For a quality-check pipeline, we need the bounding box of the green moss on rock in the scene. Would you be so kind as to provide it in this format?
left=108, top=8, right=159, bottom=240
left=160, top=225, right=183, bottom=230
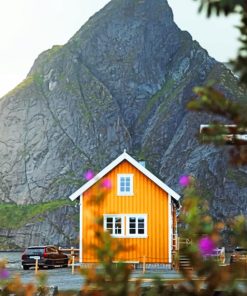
left=0, top=199, right=73, bottom=230
left=138, top=78, right=175, bottom=124
left=6, top=76, right=34, bottom=97
left=227, top=169, right=247, bottom=188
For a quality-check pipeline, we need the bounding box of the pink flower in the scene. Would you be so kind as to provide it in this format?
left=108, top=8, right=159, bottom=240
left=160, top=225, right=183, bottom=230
left=84, top=170, right=94, bottom=181
left=101, top=179, right=112, bottom=189
left=198, top=236, right=215, bottom=256
left=0, top=268, right=10, bottom=279
left=179, top=175, right=190, bottom=187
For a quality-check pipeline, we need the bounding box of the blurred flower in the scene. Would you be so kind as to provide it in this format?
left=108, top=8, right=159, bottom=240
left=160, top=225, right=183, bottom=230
left=198, top=236, right=215, bottom=256
left=0, top=268, right=10, bottom=279
left=84, top=170, right=94, bottom=181
left=179, top=175, right=190, bottom=187
left=101, top=179, right=112, bottom=189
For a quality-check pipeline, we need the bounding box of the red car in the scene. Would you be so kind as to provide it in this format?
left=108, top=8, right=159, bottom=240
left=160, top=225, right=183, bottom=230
left=21, top=245, right=69, bottom=270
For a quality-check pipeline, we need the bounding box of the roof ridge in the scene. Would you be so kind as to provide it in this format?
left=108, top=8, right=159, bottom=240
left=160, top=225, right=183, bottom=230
left=68, top=152, right=180, bottom=202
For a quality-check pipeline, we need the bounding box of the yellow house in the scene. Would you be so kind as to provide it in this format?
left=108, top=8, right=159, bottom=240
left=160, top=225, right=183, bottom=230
left=69, top=151, right=180, bottom=268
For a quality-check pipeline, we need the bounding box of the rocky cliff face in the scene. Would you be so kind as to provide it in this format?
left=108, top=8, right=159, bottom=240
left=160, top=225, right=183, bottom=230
left=0, top=0, right=246, bottom=249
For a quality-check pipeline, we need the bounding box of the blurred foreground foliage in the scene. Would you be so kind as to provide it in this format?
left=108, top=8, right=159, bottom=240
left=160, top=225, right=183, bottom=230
left=188, top=0, right=247, bottom=165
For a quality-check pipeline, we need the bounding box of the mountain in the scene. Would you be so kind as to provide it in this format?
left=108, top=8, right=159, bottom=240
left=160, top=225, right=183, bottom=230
left=0, top=0, right=246, bottom=249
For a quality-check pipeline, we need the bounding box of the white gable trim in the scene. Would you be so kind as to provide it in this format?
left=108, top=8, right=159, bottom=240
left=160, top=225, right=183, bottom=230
left=168, top=194, right=172, bottom=264
left=79, top=195, right=83, bottom=263
left=69, top=151, right=180, bottom=202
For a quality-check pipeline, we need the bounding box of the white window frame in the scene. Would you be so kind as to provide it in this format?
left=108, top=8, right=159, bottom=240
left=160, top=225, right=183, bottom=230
left=126, top=214, right=147, bottom=238
left=103, top=214, right=125, bottom=237
left=117, top=174, right=133, bottom=196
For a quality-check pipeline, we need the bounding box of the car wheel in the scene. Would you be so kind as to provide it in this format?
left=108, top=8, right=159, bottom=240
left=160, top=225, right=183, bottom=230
left=23, top=265, right=29, bottom=270
left=45, top=260, right=53, bottom=269
left=63, top=262, right=68, bottom=268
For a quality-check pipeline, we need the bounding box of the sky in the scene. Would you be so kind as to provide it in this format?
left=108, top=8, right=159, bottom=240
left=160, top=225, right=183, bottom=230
left=0, top=0, right=240, bottom=98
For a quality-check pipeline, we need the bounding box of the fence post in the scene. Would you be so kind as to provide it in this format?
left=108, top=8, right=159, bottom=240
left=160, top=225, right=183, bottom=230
left=72, top=256, right=75, bottom=275
left=142, top=256, right=146, bottom=274
left=71, top=246, right=74, bottom=257
left=35, top=258, right=39, bottom=274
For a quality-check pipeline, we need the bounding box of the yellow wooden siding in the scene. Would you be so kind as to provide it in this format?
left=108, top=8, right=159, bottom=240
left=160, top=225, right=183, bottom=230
left=82, top=160, right=169, bottom=263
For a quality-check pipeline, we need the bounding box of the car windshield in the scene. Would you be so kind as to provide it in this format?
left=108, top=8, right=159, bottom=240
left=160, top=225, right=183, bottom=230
left=26, top=248, right=44, bottom=255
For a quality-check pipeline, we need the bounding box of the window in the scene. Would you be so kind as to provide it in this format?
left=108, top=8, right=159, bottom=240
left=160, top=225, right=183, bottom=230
left=126, top=215, right=147, bottom=237
left=104, top=215, right=124, bottom=237
left=117, top=174, right=133, bottom=196
left=103, top=214, right=147, bottom=238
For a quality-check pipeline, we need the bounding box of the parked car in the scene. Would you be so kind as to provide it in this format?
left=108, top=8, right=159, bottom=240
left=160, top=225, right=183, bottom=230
left=21, top=245, right=69, bottom=270
left=230, top=247, right=247, bottom=265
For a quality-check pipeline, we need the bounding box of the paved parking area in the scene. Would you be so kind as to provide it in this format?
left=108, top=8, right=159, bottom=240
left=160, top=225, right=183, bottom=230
left=8, top=267, right=85, bottom=291
left=7, top=266, right=182, bottom=291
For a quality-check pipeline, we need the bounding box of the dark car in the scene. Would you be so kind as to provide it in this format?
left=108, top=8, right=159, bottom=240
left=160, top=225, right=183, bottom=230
left=21, top=245, right=69, bottom=270
left=230, top=247, right=247, bottom=265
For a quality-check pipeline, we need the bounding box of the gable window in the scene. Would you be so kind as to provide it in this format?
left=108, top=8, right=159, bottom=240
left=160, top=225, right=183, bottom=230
left=117, top=174, right=133, bottom=196
left=126, top=215, right=147, bottom=237
left=104, top=215, right=124, bottom=237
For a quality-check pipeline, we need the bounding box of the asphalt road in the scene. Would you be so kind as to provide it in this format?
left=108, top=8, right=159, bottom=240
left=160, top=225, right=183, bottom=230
left=8, top=264, right=247, bottom=294
left=1, top=252, right=181, bottom=291
left=0, top=252, right=237, bottom=293
left=7, top=266, right=84, bottom=291
left=7, top=266, right=182, bottom=291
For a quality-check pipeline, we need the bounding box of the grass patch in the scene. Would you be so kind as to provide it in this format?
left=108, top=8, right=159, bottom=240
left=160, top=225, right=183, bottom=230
left=227, top=168, right=247, bottom=188
left=0, top=199, right=74, bottom=230
left=137, top=78, right=175, bottom=125
left=6, top=75, right=34, bottom=97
